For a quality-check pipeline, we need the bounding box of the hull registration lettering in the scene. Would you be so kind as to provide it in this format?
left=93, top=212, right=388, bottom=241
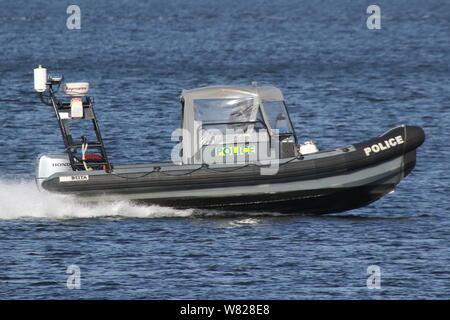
left=59, top=175, right=89, bottom=182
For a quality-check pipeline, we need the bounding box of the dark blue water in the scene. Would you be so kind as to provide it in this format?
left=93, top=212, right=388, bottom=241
left=0, top=0, right=449, bottom=299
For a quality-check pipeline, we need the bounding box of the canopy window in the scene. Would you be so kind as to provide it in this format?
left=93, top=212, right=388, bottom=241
left=194, top=97, right=257, bottom=133
left=262, top=100, right=294, bottom=134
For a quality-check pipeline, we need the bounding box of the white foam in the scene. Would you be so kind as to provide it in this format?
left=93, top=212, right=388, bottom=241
left=0, top=179, right=193, bottom=220
left=228, top=218, right=261, bottom=227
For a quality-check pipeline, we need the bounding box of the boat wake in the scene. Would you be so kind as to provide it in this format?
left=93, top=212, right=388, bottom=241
left=0, top=179, right=194, bottom=220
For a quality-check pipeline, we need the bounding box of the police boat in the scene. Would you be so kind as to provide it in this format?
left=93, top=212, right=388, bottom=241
left=34, top=65, right=425, bottom=214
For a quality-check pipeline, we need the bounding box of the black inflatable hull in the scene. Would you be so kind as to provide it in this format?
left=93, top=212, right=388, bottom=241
left=39, top=125, right=425, bottom=214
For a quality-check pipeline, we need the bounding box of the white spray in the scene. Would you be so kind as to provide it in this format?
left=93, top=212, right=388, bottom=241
left=0, top=179, right=193, bottom=220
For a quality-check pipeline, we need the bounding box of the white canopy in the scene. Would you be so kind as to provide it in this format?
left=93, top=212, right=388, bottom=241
left=181, top=86, right=284, bottom=101
left=180, top=86, right=286, bottom=164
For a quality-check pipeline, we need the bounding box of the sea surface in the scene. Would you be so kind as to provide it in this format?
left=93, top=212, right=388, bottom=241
left=0, top=0, right=449, bottom=299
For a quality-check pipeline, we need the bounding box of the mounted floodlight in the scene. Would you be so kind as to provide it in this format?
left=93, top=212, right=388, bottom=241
left=70, top=97, right=84, bottom=119
left=34, top=65, right=47, bottom=92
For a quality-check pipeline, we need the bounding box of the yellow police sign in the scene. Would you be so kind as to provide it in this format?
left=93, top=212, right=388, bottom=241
left=216, top=145, right=256, bottom=156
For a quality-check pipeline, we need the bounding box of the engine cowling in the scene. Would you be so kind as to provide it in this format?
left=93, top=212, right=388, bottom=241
left=35, top=153, right=72, bottom=190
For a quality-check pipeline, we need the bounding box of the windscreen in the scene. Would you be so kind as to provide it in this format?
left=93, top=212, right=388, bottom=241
left=194, top=98, right=257, bottom=134
left=262, top=100, right=294, bottom=134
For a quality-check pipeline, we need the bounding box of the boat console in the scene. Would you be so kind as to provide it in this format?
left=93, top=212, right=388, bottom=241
left=179, top=84, right=300, bottom=165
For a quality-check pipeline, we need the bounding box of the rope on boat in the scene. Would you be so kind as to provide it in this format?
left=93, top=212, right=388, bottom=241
left=108, top=155, right=302, bottom=180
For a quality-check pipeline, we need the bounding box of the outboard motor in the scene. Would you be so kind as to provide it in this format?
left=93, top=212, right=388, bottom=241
left=35, top=154, right=72, bottom=191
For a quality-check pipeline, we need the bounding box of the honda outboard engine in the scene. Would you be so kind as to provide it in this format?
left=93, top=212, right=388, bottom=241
left=35, top=154, right=72, bottom=191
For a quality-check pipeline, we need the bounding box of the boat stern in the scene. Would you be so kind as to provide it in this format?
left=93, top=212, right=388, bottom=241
left=35, top=153, right=72, bottom=191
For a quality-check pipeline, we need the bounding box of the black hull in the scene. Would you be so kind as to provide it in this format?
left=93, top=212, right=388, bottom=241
left=135, top=155, right=413, bottom=214
left=137, top=182, right=396, bottom=215
left=39, top=125, right=425, bottom=215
